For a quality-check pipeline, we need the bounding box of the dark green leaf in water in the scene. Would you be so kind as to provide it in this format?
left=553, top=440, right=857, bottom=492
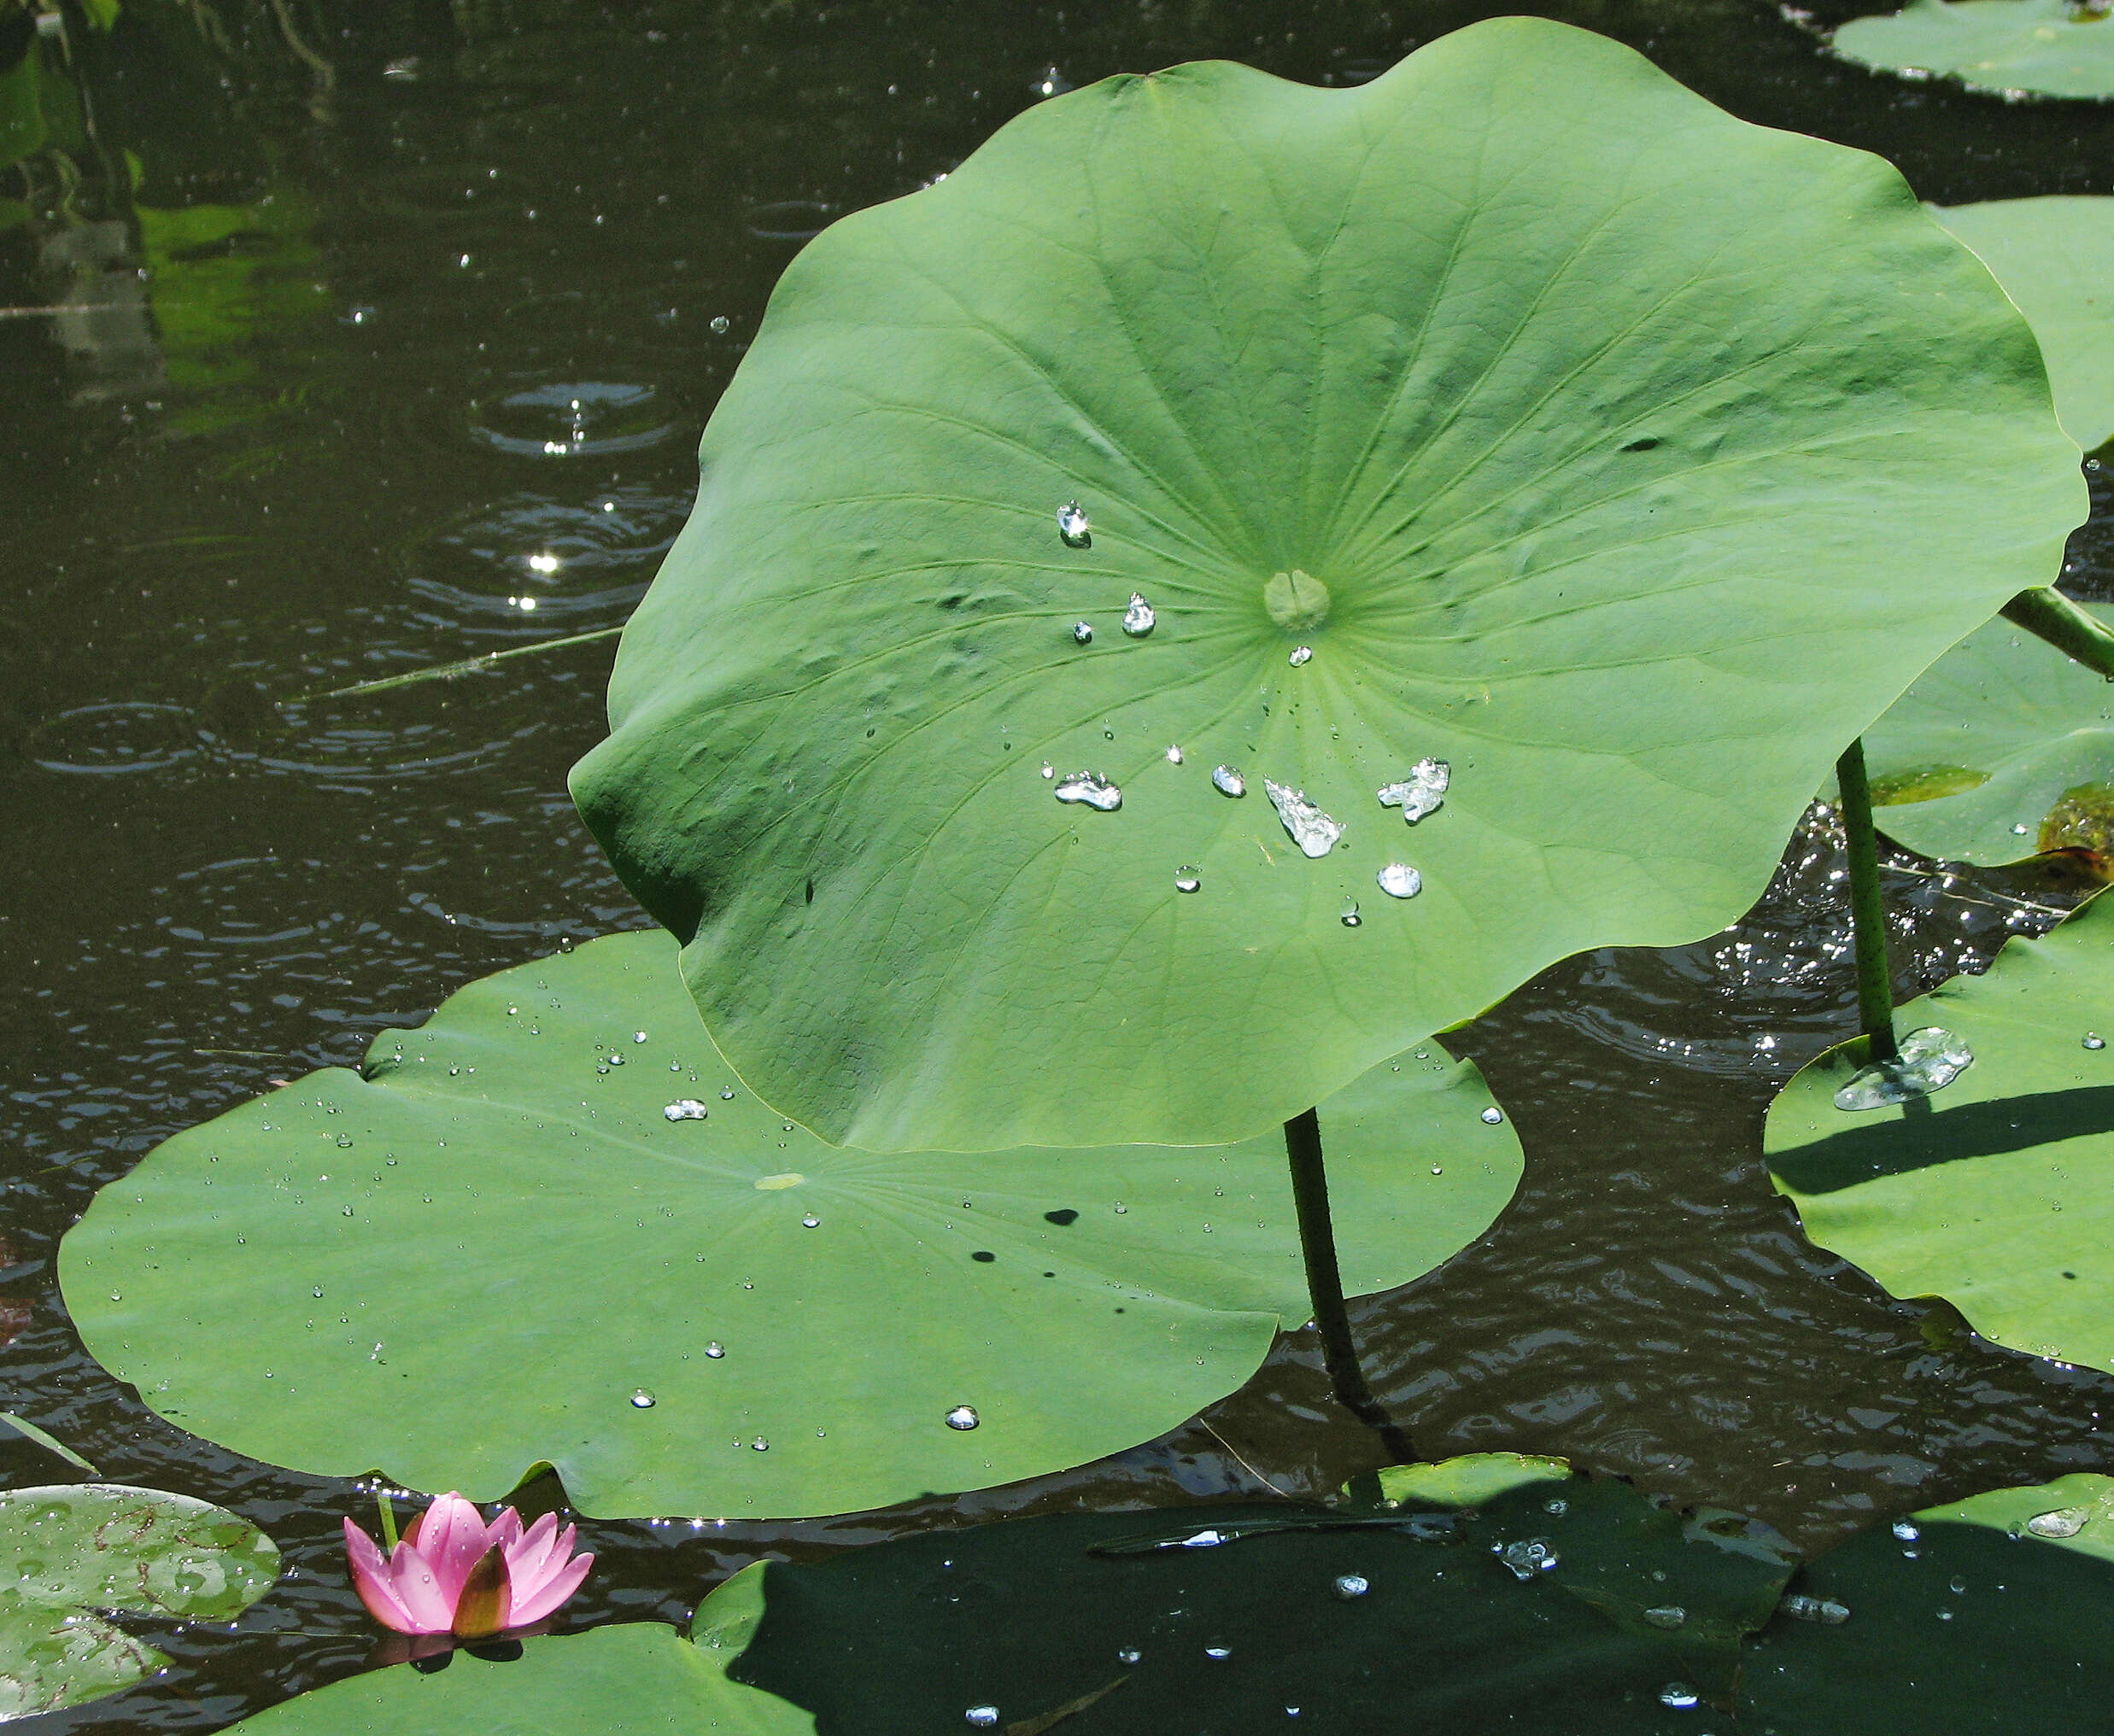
left=1764, top=891, right=2114, bottom=1372
left=1855, top=602, right=2114, bottom=866
left=1832, top=0, right=2114, bottom=100
left=220, top=1599, right=809, bottom=1736
left=0, top=1482, right=278, bottom=1720
left=570, top=18, right=2082, bottom=1154
left=717, top=1464, right=1791, bottom=1731
left=61, top=932, right=1521, bottom=1519
left=1931, top=198, right=2114, bottom=453
left=1742, top=1475, right=2114, bottom=1733
left=0, top=27, right=44, bottom=177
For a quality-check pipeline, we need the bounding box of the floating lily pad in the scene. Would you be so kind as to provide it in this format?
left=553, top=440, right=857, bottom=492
left=1764, top=892, right=2114, bottom=1371
left=61, top=932, right=1522, bottom=1519
left=0, top=1482, right=279, bottom=1720
left=713, top=1456, right=1793, bottom=1729
left=1857, top=602, right=2114, bottom=865
left=225, top=1588, right=808, bottom=1735
left=570, top=18, right=2081, bottom=1154
left=1742, top=1475, right=2114, bottom=1731
left=1832, top=0, right=2114, bottom=100
left=1932, top=197, right=2114, bottom=452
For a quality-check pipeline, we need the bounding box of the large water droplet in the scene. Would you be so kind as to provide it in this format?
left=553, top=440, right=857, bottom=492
left=1166, top=745, right=1183, bottom=764
left=965, top=1708, right=1000, bottom=1729
left=312, top=1287, right=324, bottom=1299
left=1287, top=645, right=1313, bottom=667
left=1057, top=501, right=1091, bottom=547
left=664, top=1100, right=710, bottom=1122
left=1780, top=1593, right=1850, bottom=1624
left=1171, top=866, right=1203, bottom=895
left=1340, top=900, right=1362, bottom=927
left=751, top=1436, right=770, bottom=1452
left=1892, top=1519, right=1920, bottom=1541
left=1204, top=1645, right=1233, bottom=1660
left=1071, top=621, right=1093, bottom=645
left=2086, top=1032, right=2105, bottom=1050
left=1054, top=771, right=1121, bottom=811
left=1377, top=863, right=1420, bottom=899
left=1642, top=1605, right=1686, bottom=1629
left=1117, top=1646, right=1142, bottom=1665
left=1332, top=1573, right=1370, bottom=1599
left=1211, top=763, right=1246, bottom=798
left=1040, top=761, right=1056, bottom=779
left=1658, top=1683, right=1699, bottom=1710
left=945, top=1405, right=981, bottom=1430
left=2027, top=1506, right=2090, bottom=1538
left=335, top=1135, right=353, bottom=1149
left=1262, top=780, right=1341, bottom=857
left=1833, top=1026, right=1974, bottom=1111
left=801, top=1214, right=820, bottom=1229
left=634, top=1031, right=648, bottom=1043
left=705, top=1341, right=725, bottom=1359
left=629, top=1388, right=657, bottom=1409
left=1497, top=1538, right=1556, bottom=1580
left=1480, top=1106, right=1504, bottom=1125
left=1378, top=759, right=1449, bottom=824
left=1122, top=593, right=1156, bottom=637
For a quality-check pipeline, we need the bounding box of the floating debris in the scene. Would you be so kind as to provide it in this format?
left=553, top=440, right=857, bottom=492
left=1054, top=771, right=1121, bottom=811
left=1122, top=593, right=1156, bottom=637
left=1288, top=645, right=1313, bottom=667
left=1212, top=763, right=1246, bottom=798
left=1057, top=501, right=1091, bottom=547
left=1376, top=862, right=1421, bottom=899
left=1833, top=1026, right=1973, bottom=1111
left=1263, top=779, right=1341, bottom=857
left=1378, top=759, right=1449, bottom=824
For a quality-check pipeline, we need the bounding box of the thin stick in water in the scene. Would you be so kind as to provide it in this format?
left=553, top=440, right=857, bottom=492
left=293, top=625, right=624, bottom=702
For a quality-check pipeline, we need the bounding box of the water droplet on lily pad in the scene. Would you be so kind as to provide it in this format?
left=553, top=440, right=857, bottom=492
left=1376, top=862, right=1421, bottom=899
left=1262, top=779, right=1341, bottom=857
left=1643, top=1605, right=1686, bottom=1629
left=1658, top=1683, right=1700, bottom=1710
left=965, top=1708, right=1000, bottom=1729
left=1340, top=901, right=1362, bottom=927
left=1287, top=645, right=1313, bottom=667
left=801, top=1214, right=820, bottom=1229
left=2027, top=1506, right=2090, bottom=1538
left=1072, top=621, right=1093, bottom=645
left=1054, top=771, right=1121, bottom=811
left=1378, top=759, right=1449, bottom=824
left=751, top=1436, right=769, bottom=1452
left=1332, top=1573, right=1370, bottom=1599
left=1117, top=1646, right=1141, bottom=1665
left=1481, top=1106, right=1504, bottom=1125
left=705, top=1341, right=725, bottom=1359
left=1211, top=763, right=1246, bottom=798
left=1057, top=500, right=1091, bottom=547
left=1041, top=761, right=1056, bottom=779
left=1892, top=1519, right=1920, bottom=1541
left=1122, top=593, right=1156, bottom=636
left=1204, top=1645, right=1233, bottom=1660
left=1174, top=867, right=1201, bottom=894
left=664, top=1100, right=710, bottom=1121
left=945, top=1405, right=981, bottom=1430
left=1833, top=1026, right=1974, bottom=1111
left=2086, top=1032, right=2105, bottom=1050
left=1166, top=745, right=1183, bottom=764
left=630, top=1389, right=656, bottom=1409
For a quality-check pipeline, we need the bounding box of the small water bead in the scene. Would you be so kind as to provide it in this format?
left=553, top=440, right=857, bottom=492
left=312, top=1287, right=324, bottom=1299
left=751, top=1437, right=770, bottom=1452
left=1054, top=770, right=1121, bottom=811
left=1040, top=762, right=1055, bottom=780
left=801, top=1214, right=820, bottom=1229
left=1543, top=1498, right=1567, bottom=1517
left=705, top=1342, right=725, bottom=1359
left=965, top=1709, right=1000, bottom=1729
left=1287, top=645, right=1313, bottom=667
left=665, top=1100, right=710, bottom=1122
left=2087, top=1032, right=2105, bottom=1050
left=1174, top=868, right=1202, bottom=894
left=1204, top=1645, right=1232, bottom=1660
left=1950, top=1576, right=1967, bottom=1594
left=710, top=314, right=731, bottom=335
left=1376, top=862, right=1420, bottom=899
left=1658, top=1684, right=1700, bottom=1710
left=1072, top=621, right=1094, bottom=645
left=1121, top=593, right=1156, bottom=637
left=1642, top=1606, right=1686, bottom=1629
left=1262, top=779, right=1342, bottom=857
left=1780, top=1593, right=1851, bottom=1624
left=335, top=1135, right=353, bottom=1149
left=1165, top=745, right=1183, bottom=764
left=607, top=1053, right=624, bottom=1067
left=1057, top=500, right=1092, bottom=547
left=1497, top=1539, right=1557, bottom=1579
left=1480, top=1106, right=1504, bottom=1125
left=1378, top=758, right=1449, bottom=824
left=1211, top=763, right=1246, bottom=798
left=1833, top=1026, right=1974, bottom=1111
left=945, top=1405, right=981, bottom=1430
left=630, top=1389, right=656, bottom=1409
left=1892, top=1520, right=1921, bottom=1542
left=1340, top=901, right=1361, bottom=927
left=721, top=1088, right=735, bottom=1100
left=1332, top=1574, right=1369, bottom=1600
left=1117, top=1647, right=1141, bottom=1665
left=634, top=1032, right=648, bottom=1043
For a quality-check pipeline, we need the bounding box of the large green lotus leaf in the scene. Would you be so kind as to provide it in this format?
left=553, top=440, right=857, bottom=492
left=1933, top=198, right=2114, bottom=452
left=1742, top=1475, right=2114, bottom=1731
left=225, top=1587, right=809, bottom=1736
left=1764, top=892, right=2114, bottom=1371
left=718, top=1462, right=1792, bottom=1729
left=570, top=18, right=2082, bottom=1155
left=1832, top=0, right=2114, bottom=99
left=60, top=932, right=1522, bottom=1519
left=0, top=1482, right=279, bottom=1720
left=1858, top=602, right=2114, bottom=865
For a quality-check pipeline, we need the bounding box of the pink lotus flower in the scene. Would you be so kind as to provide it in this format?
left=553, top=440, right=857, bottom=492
left=343, top=1493, right=593, bottom=1639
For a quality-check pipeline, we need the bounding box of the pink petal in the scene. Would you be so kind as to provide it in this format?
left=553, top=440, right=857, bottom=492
left=489, top=1505, right=524, bottom=1552
left=413, top=1493, right=495, bottom=1610
left=343, top=1519, right=423, bottom=1634
left=385, top=1536, right=461, bottom=1634
left=503, top=1548, right=592, bottom=1628
left=504, top=1512, right=563, bottom=1588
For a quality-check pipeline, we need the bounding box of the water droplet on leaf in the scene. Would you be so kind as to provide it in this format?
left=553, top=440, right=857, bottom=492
left=1121, top=593, right=1156, bottom=636
left=1054, top=771, right=1121, bottom=811
left=631, top=1389, right=656, bottom=1409
left=946, top=1406, right=981, bottom=1430
left=1378, top=759, right=1449, bottom=824
left=1376, top=862, right=1421, bottom=899
left=664, top=1100, right=710, bottom=1122
left=1263, top=780, right=1341, bottom=857
left=1211, top=763, right=1246, bottom=798
left=1833, top=1026, right=1973, bottom=1111
left=1174, top=867, right=1201, bottom=894
left=1057, top=501, right=1091, bottom=547
left=1072, top=621, right=1093, bottom=645
left=1332, top=1574, right=1369, bottom=1599
left=1287, top=645, right=1313, bottom=667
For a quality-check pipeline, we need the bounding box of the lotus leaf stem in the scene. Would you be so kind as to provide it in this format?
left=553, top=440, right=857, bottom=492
left=1836, top=738, right=1899, bottom=1062
left=2000, top=587, right=2114, bottom=681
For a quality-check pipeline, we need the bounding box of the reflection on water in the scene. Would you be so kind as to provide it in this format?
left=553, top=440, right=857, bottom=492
left=1, top=0, right=2112, bottom=1728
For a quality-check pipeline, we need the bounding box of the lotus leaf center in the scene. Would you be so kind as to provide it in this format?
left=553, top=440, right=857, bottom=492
left=1263, top=569, right=1330, bottom=633
left=753, top=1172, right=805, bottom=1190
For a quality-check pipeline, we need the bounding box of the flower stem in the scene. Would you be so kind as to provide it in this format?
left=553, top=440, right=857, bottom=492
left=2000, top=587, right=2114, bottom=680
left=377, top=1492, right=400, bottom=1552
left=1283, top=1108, right=1415, bottom=1464
left=1836, top=738, right=1898, bottom=1062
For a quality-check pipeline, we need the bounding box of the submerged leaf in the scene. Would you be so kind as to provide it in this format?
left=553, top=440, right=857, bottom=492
left=1832, top=0, right=2114, bottom=100
left=571, top=19, right=2080, bottom=1154
left=1764, top=891, right=2114, bottom=1373
left=61, top=932, right=1521, bottom=1518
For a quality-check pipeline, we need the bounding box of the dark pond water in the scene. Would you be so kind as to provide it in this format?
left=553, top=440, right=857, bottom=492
left=3, top=0, right=2112, bottom=1727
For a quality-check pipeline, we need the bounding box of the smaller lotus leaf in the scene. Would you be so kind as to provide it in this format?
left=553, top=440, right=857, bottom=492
left=717, top=1465, right=1791, bottom=1728
left=1856, top=602, right=2114, bottom=865
left=1832, top=0, right=2114, bottom=99
left=0, top=1482, right=279, bottom=1720
left=1933, top=197, right=2114, bottom=452
left=1765, top=891, right=2114, bottom=1372
left=1742, top=1475, right=2114, bottom=1732
left=222, top=1601, right=809, bottom=1735
left=1375, top=1452, right=1572, bottom=1509
left=61, top=932, right=1522, bottom=1519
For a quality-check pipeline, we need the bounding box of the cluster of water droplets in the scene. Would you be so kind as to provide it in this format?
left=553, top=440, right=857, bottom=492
left=1379, top=758, right=1449, bottom=824
left=1832, top=1025, right=1975, bottom=1111
left=1263, top=780, right=1342, bottom=859
left=1053, top=771, right=1121, bottom=812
